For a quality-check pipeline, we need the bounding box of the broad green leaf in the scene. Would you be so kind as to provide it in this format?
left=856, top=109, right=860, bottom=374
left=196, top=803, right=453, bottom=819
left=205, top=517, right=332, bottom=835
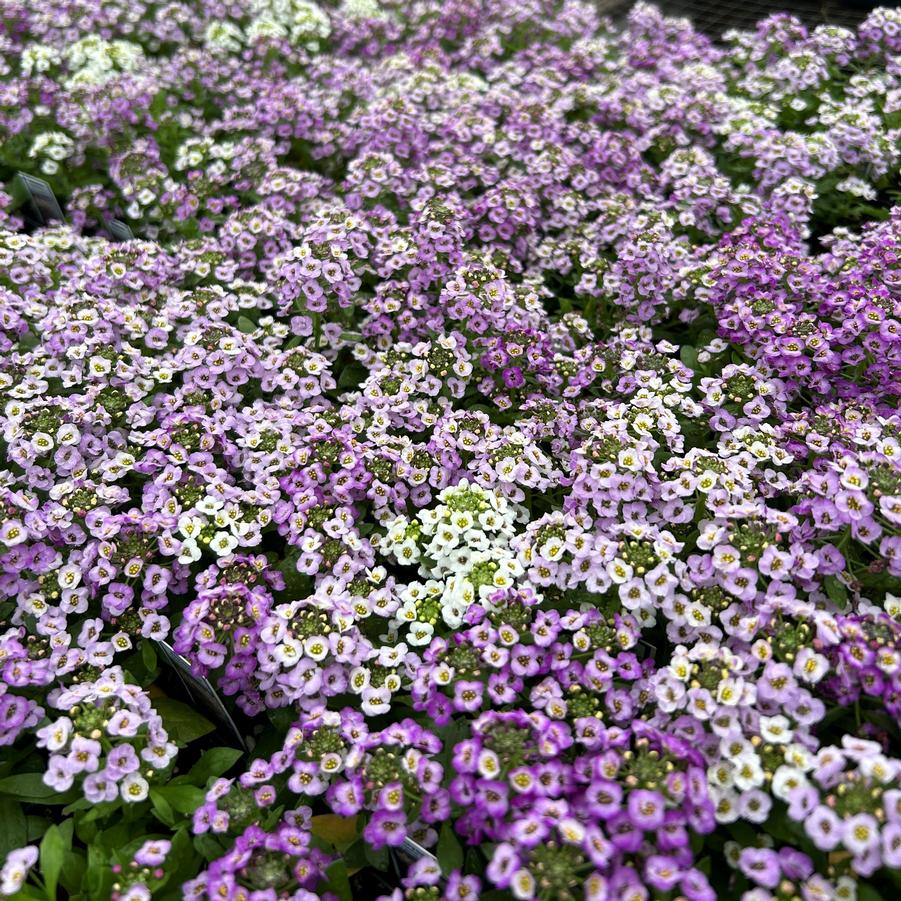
left=150, top=789, right=175, bottom=827
left=166, top=827, right=192, bottom=875
left=156, top=784, right=206, bottom=814
left=364, top=841, right=389, bottom=871
left=96, top=823, right=132, bottom=855
left=342, top=838, right=367, bottom=871
left=312, top=815, right=359, bottom=849
left=325, top=860, right=353, bottom=901
left=26, top=817, right=51, bottom=843
left=154, top=698, right=215, bottom=744
left=0, top=798, right=26, bottom=858
left=39, top=824, right=67, bottom=900
left=80, top=801, right=120, bottom=825
left=193, top=833, right=226, bottom=862
left=188, top=748, right=244, bottom=786
left=9, top=888, right=44, bottom=900
left=857, top=886, right=886, bottom=901
left=60, top=850, right=86, bottom=895
left=437, top=822, right=463, bottom=873
left=0, top=774, right=74, bottom=805
left=337, top=362, right=366, bottom=390
left=824, top=575, right=849, bottom=610
left=61, top=795, right=92, bottom=813
left=679, top=345, right=698, bottom=369
left=84, top=844, right=114, bottom=899
left=141, top=640, right=158, bottom=673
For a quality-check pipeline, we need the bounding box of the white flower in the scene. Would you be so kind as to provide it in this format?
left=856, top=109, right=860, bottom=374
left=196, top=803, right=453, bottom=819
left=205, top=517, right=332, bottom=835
left=348, top=667, right=370, bottom=694
left=303, top=636, right=329, bottom=662
left=606, top=558, right=633, bottom=584
left=120, top=773, right=150, bottom=803
left=759, top=714, right=793, bottom=744
left=177, top=539, right=202, bottom=564
left=709, top=785, right=741, bottom=824
left=274, top=636, right=302, bottom=666
left=783, top=743, right=814, bottom=772
left=36, top=717, right=72, bottom=752
left=511, top=869, right=536, bottom=901
left=0, top=846, right=39, bottom=895
left=210, top=531, right=239, bottom=556
left=771, top=765, right=808, bottom=801
left=732, top=754, right=765, bottom=791
left=407, top=622, right=434, bottom=646
left=177, top=514, right=204, bottom=539
left=859, top=754, right=897, bottom=784
left=204, top=21, right=245, bottom=52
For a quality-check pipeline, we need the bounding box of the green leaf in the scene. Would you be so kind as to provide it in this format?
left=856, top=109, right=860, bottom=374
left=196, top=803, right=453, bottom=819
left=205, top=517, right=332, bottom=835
left=0, top=798, right=26, bottom=858
left=337, top=362, right=366, bottom=390
left=141, top=639, right=158, bottom=673
left=364, top=841, right=390, bottom=871
left=164, top=827, right=193, bottom=877
left=193, top=833, right=226, bottom=862
left=156, top=784, right=206, bottom=814
left=78, top=800, right=119, bottom=824
left=726, top=821, right=757, bottom=846
left=679, top=345, right=698, bottom=370
left=0, top=774, right=72, bottom=804
left=311, top=814, right=359, bottom=850
left=61, top=798, right=92, bottom=816
left=325, top=860, right=354, bottom=901
left=824, top=575, right=849, bottom=610
left=9, top=888, right=45, bottom=901
left=237, top=316, right=257, bottom=334
left=60, top=850, right=86, bottom=895
left=84, top=844, right=113, bottom=899
left=26, top=817, right=51, bottom=843
left=857, top=886, right=886, bottom=901
left=39, top=824, right=67, bottom=900
left=188, top=748, right=244, bottom=786
left=154, top=698, right=215, bottom=745
left=96, top=823, right=132, bottom=855
left=150, top=789, right=176, bottom=827
left=274, top=553, right=313, bottom=602
left=437, top=822, right=463, bottom=874
left=343, top=839, right=367, bottom=871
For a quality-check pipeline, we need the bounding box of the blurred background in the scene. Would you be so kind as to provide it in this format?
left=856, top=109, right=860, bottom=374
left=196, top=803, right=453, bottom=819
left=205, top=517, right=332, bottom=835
left=600, top=0, right=882, bottom=36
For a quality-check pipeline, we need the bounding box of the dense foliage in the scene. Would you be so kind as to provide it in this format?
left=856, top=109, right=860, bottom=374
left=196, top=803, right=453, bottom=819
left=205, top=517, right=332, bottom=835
left=1, top=1, right=900, bottom=899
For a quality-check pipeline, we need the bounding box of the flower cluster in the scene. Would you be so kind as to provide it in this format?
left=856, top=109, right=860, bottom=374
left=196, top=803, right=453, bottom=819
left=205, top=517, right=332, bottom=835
left=36, top=667, right=175, bottom=803
left=380, top=480, right=527, bottom=641
left=0, top=1, right=900, bottom=900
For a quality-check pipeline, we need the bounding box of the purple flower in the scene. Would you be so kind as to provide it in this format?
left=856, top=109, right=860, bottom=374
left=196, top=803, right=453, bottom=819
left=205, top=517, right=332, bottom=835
left=738, top=847, right=781, bottom=889
left=644, top=855, right=682, bottom=892
left=627, top=789, right=666, bottom=830
left=454, top=681, right=484, bottom=713
left=485, top=844, right=519, bottom=889
left=327, top=779, right=363, bottom=816
left=67, top=736, right=101, bottom=774
left=362, top=810, right=407, bottom=849
left=133, top=840, right=171, bottom=867
left=446, top=872, right=481, bottom=901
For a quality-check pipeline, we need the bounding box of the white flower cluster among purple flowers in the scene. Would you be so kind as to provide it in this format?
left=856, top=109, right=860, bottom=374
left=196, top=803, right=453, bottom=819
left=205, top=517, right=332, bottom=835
left=0, top=1, right=900, bottom=900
